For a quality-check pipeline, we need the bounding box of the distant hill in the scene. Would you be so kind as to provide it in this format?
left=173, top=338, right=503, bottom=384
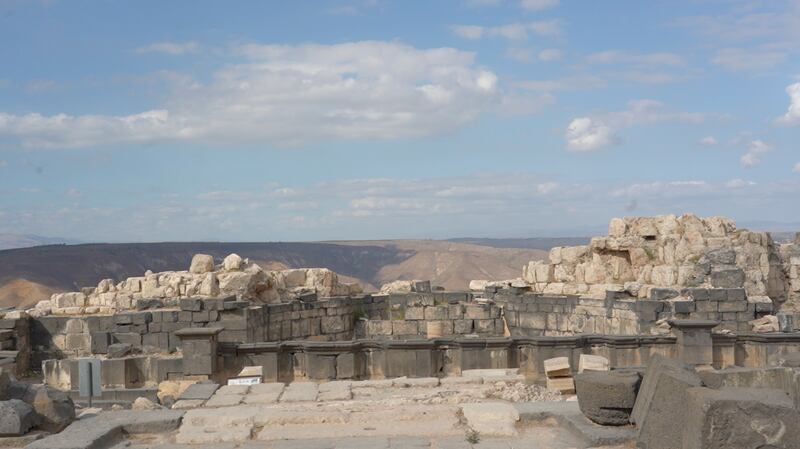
left=0, top=233, right=82, bottom=251
left=447, top=237, right=589, bottom=250
left=0, top=240, right=550, bottom=308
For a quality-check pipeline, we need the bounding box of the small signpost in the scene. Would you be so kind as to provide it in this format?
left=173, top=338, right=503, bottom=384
left=78, top=358, right=102, bottom=407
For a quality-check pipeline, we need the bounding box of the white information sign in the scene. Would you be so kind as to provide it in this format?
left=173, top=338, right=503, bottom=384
left=228, top=376, right=262, bottom=386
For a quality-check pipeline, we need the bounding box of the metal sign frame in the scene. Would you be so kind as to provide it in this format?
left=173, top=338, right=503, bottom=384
left=78, top=358, right=102, bottom=406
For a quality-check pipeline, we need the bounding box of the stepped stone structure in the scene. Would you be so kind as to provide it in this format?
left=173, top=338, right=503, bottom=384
left=519, top=214, right=799, bottom=310
left=34, top=254, right=363, bottom=317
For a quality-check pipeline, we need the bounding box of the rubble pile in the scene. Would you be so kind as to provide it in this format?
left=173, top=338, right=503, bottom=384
left=517, top=214, right=799, bottom=309
left=33, top=253, right=362, bottom=316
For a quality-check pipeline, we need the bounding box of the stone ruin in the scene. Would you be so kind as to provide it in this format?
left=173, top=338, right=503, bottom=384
left=0, top=213, right=798, bottom=448
left=34, top=253, right=363, bottom=317
left=519, top=214, right=797, bottom=307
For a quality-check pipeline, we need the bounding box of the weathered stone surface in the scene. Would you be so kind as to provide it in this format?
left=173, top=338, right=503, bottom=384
left=575, top=371, right=640, bottom=425
left=710, top=267, right=745, bottom=288
left=132, top=397, right=163, bottom=411
left=222, top=253, right=243, bottom=271
left=543, top=357, right=571, bottom=377
left=107, top=343, right=132, bottom=358
left=0, top=399, right=37, bottom=436
left=26, top=385, right=75, bottom=432
left=633, top=355, right=703, bottom=449
left=189, top=254, right=215, bottom=274
left=682, top=387, right=800, bottom=449
left=461, top=402, right=519, bottom=437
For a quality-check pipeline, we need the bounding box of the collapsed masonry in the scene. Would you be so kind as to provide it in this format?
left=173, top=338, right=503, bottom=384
left=517, top=214, right=799, bottom=310
left=33, top=254, right=363, bottom=317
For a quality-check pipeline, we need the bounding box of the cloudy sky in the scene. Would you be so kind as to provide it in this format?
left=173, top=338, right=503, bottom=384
left=1, top=0, right=799, bottom=242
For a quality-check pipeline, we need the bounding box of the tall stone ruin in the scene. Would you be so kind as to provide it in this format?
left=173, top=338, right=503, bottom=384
left=521, top=214, right=799, bottom=311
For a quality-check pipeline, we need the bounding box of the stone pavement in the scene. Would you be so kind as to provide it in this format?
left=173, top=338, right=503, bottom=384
left=41, top=370, right=635, bottom=449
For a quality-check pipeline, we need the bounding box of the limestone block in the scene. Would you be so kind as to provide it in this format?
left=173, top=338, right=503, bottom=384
left=222, top=253, right=243, bottom=271
left=543, top=283, right=565, bottom=295
left=546, top=376, right=575, bottom=394
left=189, top=254, right=215, bottom=274
left=283, top=269, right=307, bottom=288
left=608, top=217, right=627, bottom=237
left=199, top=273, right=220, bottom=297
left=469, top=280, right=488, bottom=291
left=650, top=265, right=677, bottom=286
left=561, top=245, right=588, bottom=264
left=549, top=247, right=562, bottom=264
left=366, top=320, right=392, bottom=336
left=544, top=357, right=570, bottom=377
left=392, top=320, right=418, bottom=336
left=749, top=315, right=779, bottom=333
left=578, top=354, right=609, bottom=373
left=553, top=265, right=574, bottom=283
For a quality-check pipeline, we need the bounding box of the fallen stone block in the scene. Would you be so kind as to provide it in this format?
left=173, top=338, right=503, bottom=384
left=546, top=376, right=575, bottom=394
left=682, top=387, right=800, bottom=449
left=578, top=354, right=609, bottom=373
left=575, top=370, right=640, bottom=425
left=23, top=385, right=75, bottom=433
left=544, top=357, right=571, bottom=377
left=0, top=399, right=37, bottom=436
left=177, top=382, right=219, bottom=401
left=633, top=356, right=703, bottom=449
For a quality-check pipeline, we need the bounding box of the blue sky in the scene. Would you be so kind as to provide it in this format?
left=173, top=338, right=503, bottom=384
left=0, top=0, right=799, bottom=242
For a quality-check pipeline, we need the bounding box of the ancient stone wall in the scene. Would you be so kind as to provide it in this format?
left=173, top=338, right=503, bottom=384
left=490, top=288, right=772, bottom=336
left=222, top=333, right=800, bottom=382
left=32, top=253, right=363, bottom=317
left=358, top=295, right=504, bottom=339
left=519, top=214, right=800, bottom=312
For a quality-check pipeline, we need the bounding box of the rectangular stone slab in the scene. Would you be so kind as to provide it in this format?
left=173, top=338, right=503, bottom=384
left=682, top=387, right=800, bottom=449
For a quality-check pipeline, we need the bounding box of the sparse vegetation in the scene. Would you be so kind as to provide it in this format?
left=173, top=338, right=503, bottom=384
left=465, top=429, right=480, bottom=444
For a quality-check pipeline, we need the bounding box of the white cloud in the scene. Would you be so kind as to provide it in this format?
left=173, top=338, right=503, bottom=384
left=451, top=20, right=561, bottom=40
left=516, top=76, right=605, bottom=92
left=776, top=82, right=800, bottom=126
left=794, top=162, right=800, bottom=173
left=740, top=139, right=771, bottom=168
left=0, top=41, right=502, bottom=148
left=564, top=100, right=707, bottom=151
left=698, top=136, right=718, bottom=146
left=0, top=160, right=6, bottom=168
left=537, top=48, right=563, bottom=61
left=676, top=4, right=800, bottom=72
left=711, top=46, right=788, bottom=71
left=136, top=41, right=200, bottom=55
left=25, top=80, right=56, bottom=93
left=611, top=180, right=711, bottom=198
left=520, top=0, right=559, bottom=11
left=565, top=117, right=617, bottom=152
left=505, top=47, right=563, bottom=63
left=724, top=178, right=756, bottom=189
left=586, top=51, right=685, bottom=67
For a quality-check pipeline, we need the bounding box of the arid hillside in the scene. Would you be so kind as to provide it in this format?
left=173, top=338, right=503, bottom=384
left=0, top=240, right=553, bottom=309
left=335, top=240, right=549, bottom=291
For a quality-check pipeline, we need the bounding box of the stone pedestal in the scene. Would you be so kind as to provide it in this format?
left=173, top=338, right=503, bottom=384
left=668, top=319, right=718, bottom=367
left=175, top=327, right=223, bottom=376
